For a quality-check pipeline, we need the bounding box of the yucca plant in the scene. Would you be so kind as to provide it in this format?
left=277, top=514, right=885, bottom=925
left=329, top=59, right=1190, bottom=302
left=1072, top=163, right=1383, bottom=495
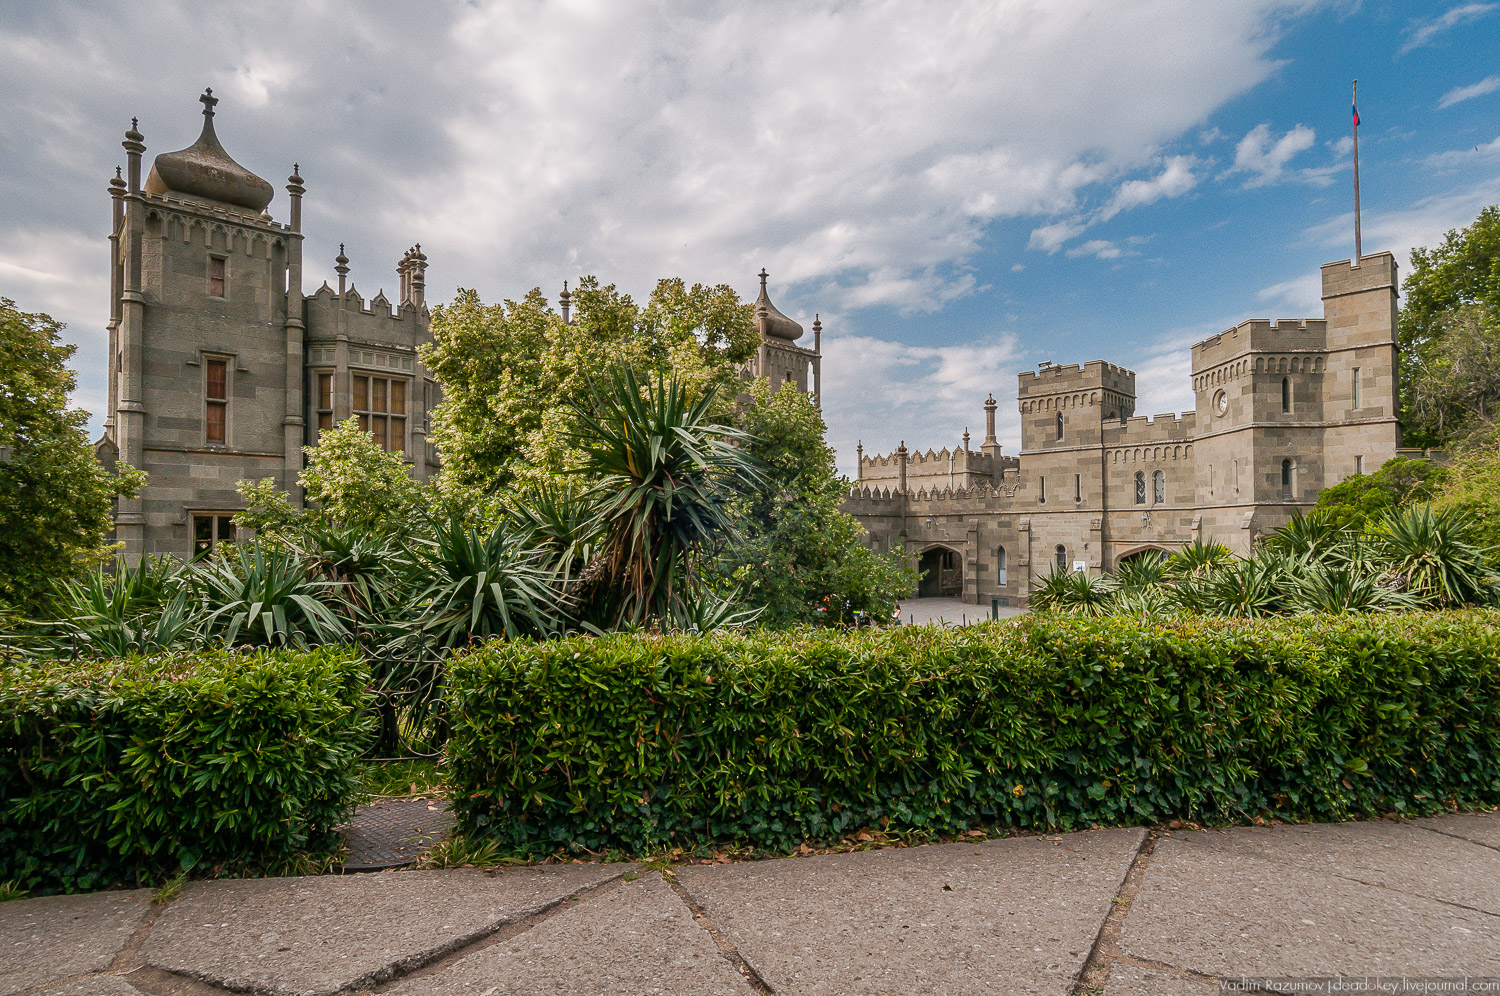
left=46, top=556, right=193, bottom=654
left=1029, top=565, right=1118, bottom=616
left=1284, top=562, right=1418, bottom=614
left=294, top=523, right=417, bottom=633
left=1368, top=505, right=1500, bottom=607
left=1107, top=584, right=1177, bottom=616
left=1112, top=554, right=1167, bottom=590
left=568, top=366, right=765, bottom=628
left=1171, top=551, right=1288, bottom=617
left=1262, top=510, right=1357, bottom=567
left=1163, top=540, right=1233, bottom=580
left=503, top=482, right=601, bottom=580
left=192, top=541, right=350, bottom=647
left=411, top=514, right=567, bottom=647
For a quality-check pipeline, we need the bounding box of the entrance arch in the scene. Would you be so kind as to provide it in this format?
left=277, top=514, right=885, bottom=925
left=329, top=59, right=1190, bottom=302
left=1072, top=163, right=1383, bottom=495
left=916, top=545, right=963, bottom=598
left=1114, top=545, right=1172, bottom=570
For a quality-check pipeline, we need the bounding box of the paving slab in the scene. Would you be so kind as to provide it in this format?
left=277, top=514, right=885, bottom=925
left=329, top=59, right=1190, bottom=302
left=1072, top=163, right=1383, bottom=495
left=1411, top=809, right=1500, bottom=850
left=1173, top=820, right=1500, bottom=915
left=1122, top=835, right=1500, bottom=978
left=385, top=872, right=754, bottom=995
left=676, top=828, right=1145, bottom=996
left=142, top=864, right=625, bottom=996
left=33, top=978, right=146, bottom=996
left=1103, top=962, right=1217, bottom=995
left=0, top=890, right=149, bottom=996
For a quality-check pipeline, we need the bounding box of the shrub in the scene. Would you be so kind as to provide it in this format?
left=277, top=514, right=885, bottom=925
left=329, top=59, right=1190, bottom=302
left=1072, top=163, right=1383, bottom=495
left=0, top=647, right=370, bottom=893
left=445, top=611, right=1500, bottom=856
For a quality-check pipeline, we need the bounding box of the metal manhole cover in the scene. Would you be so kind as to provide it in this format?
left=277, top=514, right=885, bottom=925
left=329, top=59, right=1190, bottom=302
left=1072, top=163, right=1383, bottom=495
left=340, top=797, right=456, bottom=871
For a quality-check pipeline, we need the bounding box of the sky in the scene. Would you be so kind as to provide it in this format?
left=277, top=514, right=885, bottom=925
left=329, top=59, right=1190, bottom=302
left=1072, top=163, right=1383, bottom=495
left=2, top=0, right=1498, bottom=476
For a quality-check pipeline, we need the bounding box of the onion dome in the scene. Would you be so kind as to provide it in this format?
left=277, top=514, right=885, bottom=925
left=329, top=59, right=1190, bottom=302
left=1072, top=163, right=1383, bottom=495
left=753, top=268, right=803, bottom=342
left=144, top=89, right=273, bottom=213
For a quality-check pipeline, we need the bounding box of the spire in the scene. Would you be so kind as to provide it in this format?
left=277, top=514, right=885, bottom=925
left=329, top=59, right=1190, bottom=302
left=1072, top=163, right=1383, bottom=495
left=962, top=427, right=971, bottom=452
left=559, top=279, right=572, bottom=325
left=335, top=244, right=349, bottom=296
left=122, top=118, right=145, bottom=193
left=758, top=267, right=769, bottom=292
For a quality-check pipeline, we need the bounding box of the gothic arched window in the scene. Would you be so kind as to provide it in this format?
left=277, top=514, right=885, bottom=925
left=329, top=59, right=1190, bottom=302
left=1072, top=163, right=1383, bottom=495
left=997, top=546, right=1008, bottom=586
left=1281, top=458, right=1294, bottom=496
left=1055, top=544, right=1067, bottom=570
left=1134, top=471, right=1146, bottom=505
left=1282, top=377, right=1291, bottom=413
left=1153, top=469, right=1165, bottom=504
left=1056, top=412, right=1064, bottom=440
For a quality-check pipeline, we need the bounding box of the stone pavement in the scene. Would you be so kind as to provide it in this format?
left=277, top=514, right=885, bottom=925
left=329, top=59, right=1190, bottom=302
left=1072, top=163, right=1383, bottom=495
left=897, top=597, right=1026, bottom=627
left=4, top=812, right=1500, bottom=995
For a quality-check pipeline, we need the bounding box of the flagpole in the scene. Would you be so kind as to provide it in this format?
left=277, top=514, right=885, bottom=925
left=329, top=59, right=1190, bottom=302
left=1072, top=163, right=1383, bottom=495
left=1352, top=79, right=1362, bottom=265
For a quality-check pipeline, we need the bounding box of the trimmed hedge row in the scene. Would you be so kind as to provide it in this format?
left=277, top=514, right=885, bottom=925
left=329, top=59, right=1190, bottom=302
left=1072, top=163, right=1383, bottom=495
left=0, top=648, right=370, bottom=893
left=446, top=611, right=1500, bottom=855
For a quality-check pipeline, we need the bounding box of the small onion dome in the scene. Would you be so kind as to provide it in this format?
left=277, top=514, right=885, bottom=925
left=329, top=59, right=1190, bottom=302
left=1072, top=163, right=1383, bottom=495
left=124, top=117, right=143, bottom=144
left=145, top=89, right=273, bottom=212
left=753, top=268, right=803, bottom=342
left=109, top=166, right=126, bottom=194
left=287, top=163, right=304, bottom=188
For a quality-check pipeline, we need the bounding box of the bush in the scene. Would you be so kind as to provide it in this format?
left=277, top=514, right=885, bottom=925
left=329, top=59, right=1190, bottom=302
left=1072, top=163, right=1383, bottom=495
left=0, top=647, right=370, bottom=893
left=445, top=611, right=1500, bottom=856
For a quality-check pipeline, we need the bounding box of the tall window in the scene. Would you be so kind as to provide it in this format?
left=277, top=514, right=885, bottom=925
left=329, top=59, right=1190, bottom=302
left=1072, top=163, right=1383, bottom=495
left=1281, top=377, right=1291, bottom=413
left=1055, top=412, right=1063, bottom=440
left=1074, top=474, right=1081, bottom=502
left=192, top=513, right=235, bottom=557
left=1038, top=475, right=1046, bottom=503
left=997, top=546, right=1008, bottom=586
left=1355, top=455, right=1364, bottom=475
left=1055, top=544, right=1067, bottom=570
left=1281, top=458, right=1294, bottom=496
left=1152, top=469, right=1165, bottom=504
left=353, top=374, right=407, bottom=452
left=1134, top=471, right=1146, bottom=505
left=315, top=373, right=333, bottom=435
left=209, top=256, right=226, bottom=297
left=1352, top=367, right=1361, bottom=408
left=205, top=358, right=228, bottom=444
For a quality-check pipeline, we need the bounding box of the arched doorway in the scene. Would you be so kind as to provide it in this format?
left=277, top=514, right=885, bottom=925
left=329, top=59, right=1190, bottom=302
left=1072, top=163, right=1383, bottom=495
left=917, top=546, right=963, bottom=598
left=1115, top=546, right=1171, bottom=569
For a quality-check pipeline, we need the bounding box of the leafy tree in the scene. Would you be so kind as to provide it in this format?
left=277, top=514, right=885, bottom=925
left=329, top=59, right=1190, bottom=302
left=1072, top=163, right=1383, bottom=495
left=713, top=380, right=916, bottom=625
left=1310, top=455, right=1443, bottom=529
left=421, top=277, right=756, bottom=497
left=1431, top=420, right=1500, bottom=548
left=1400, top=205, right=1500, bottom=446
left=0, top=299, right=142, bottom=611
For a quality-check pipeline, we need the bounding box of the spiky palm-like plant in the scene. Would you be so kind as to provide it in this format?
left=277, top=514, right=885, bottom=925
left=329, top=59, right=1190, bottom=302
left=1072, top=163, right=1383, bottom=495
left=1112, top=553, right=1168, bottom=591
left=412, top=515, right=567, bottom=647
left=1262, top=509, right=1358, bottom=566
left=192, top=542, right=350, bottom=648
left=503, top=482, right=601, bottom=580
left=1172, top=551, right=1289, bottom=618
left=1163, top=540, right=1233, bottom=580
left=1285, top=562, right=1418, bottom=615
left=1030, top=565, right=1118, bottom=616
left=569, top=367, right=765, bottom=628
left=47, top=556, right=193, bottom=654
left=1369, top=505, right=1500, bottom=607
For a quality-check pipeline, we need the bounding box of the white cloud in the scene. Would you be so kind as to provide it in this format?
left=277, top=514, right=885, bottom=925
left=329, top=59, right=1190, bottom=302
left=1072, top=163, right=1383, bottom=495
left=1225, top=123, right=1316, bottom=187
left=1302, top=175, right=1500, bottom=273
left=1099, top=155, right=1200, bottom=220
left=1401, top=3, right=1497, bottom=54
left=1258, top=274, right=1323, bottom=313
left=1425, top=135, right=1500, bottom=168
left=1438, top=75, right=1500, bottom=108
left=1066, top=239, right=1125, bottom=260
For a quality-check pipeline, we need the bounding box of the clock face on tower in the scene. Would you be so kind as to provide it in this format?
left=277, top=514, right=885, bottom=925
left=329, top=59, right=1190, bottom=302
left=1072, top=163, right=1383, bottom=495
left=1212, top=389, right=1229, bottom=417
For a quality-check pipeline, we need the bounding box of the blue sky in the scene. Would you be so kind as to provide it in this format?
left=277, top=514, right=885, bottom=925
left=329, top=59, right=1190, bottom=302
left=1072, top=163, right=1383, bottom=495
left=1, top=1, right=1497, bottom=475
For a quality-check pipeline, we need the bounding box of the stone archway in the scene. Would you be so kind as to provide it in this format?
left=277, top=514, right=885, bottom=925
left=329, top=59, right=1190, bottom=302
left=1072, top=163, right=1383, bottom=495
left=1114, top=545, right=1172, bottom=570
left=916, top=546, right=963, bottom=598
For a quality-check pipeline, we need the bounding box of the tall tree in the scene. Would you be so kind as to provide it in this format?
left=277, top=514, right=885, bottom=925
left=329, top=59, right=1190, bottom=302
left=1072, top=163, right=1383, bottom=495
left=0, top=299, right=142, bottom=611
left=1399, top=205, right=1500, bottom=447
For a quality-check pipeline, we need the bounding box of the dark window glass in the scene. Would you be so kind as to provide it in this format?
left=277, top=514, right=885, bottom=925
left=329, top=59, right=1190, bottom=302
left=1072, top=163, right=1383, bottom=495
left=209, top=256, right=226, bottom=297
left=1153, top=470, right=1165, bottom=504
left=1055, top=545, right=1066, bottom=569
left=1134, top=471, right=1146, bottom=505
left=1281, top=377, right=1291, bottom=413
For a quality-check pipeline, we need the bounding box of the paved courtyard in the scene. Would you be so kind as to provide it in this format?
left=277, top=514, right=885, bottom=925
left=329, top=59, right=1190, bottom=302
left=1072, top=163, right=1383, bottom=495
left=898, top=596, right=1026, bottom=627
left=5, top=811, right=1500, bottom=995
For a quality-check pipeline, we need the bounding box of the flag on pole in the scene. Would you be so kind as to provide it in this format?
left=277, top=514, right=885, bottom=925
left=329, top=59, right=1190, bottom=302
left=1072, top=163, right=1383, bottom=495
left=1352, top=99, right=1360, bottom=128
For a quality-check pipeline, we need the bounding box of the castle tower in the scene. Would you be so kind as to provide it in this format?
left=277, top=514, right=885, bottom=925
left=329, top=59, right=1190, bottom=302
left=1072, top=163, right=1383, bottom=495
left=1320, top=252, right=1399, bottom=480
left=745, top=269, right=821, bottom=396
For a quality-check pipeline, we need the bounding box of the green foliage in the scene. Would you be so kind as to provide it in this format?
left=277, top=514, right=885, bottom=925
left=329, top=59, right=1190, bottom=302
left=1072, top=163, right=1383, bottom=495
left=569, top=367, right=763, bottom=628
left=0, top=648, right=370, bottom=893
left=1369, top=504, right=1499, bottom=608
left=1163, top=540, right=1233, bottom=580
left=1029, top=565, right=1117, bottom=616
left=299, top=417, right=425, bottom=534
left=1400, top=205, right=1500, bottom=447
left=0, top=298, right=143, bottom=612
left=233, top=477, right=306, bottom=542
left=444, top=612, right=1500, bottom=856
left=422, top=277, right=756, bottom=496
left=712, top=380, right=915, bottom=625
left=1431, top=422, right=1500, bottom=548
left=47, top=557, right=194, bottom=656
left=1312, top=456, right=1444, bottom=530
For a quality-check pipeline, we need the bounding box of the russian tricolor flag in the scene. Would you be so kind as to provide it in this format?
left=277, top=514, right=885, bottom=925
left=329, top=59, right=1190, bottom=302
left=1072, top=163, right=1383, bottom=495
left=1352, top=101, right=1360, bottom=128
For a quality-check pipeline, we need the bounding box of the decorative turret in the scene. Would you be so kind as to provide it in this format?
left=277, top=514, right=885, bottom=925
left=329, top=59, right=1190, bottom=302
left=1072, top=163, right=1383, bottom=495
left=559, top=280, right=572, bottom=325
left=753, top=268, right=803, bottom=341
left=286, top=163, right=304, bottom=232
left=144, top=89, right=274, bottom=213
left=335, top=244, right=349, bottom=296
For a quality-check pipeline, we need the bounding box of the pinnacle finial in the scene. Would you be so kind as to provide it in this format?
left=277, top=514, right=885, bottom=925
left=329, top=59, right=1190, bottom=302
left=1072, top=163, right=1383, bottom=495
left=335, top=244, right=349, bottom=267
left=758, top=268, right=769, bottom=290
left=200, top=88, right=217, bottom=117
left=115, top=166, right=122, bottom=179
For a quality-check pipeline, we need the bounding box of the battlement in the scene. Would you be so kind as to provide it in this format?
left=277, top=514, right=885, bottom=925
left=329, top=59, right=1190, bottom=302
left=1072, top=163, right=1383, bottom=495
left=1192, top=317, right=1328, bottom=367
left=1103, top=410, right=1198, bottom=445
left=1017, top=359, right=1136, bottom=399
left=141, top=191, right=288, bottom=232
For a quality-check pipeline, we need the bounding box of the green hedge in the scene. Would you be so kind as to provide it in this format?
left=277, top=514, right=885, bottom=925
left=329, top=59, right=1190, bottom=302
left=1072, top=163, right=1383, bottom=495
left=447, top=611, right=1500, bottom=855
left=0, top=648, right=370, bottom=893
